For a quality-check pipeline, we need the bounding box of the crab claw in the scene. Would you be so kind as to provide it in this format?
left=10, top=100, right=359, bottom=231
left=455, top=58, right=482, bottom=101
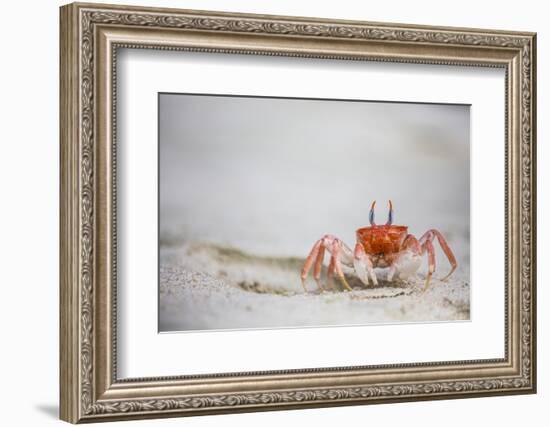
left=369, top=201, right=376, bottom=225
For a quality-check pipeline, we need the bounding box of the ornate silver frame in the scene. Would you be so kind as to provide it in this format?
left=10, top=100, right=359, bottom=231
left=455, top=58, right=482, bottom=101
left=60, top=2, right=537, bottom=423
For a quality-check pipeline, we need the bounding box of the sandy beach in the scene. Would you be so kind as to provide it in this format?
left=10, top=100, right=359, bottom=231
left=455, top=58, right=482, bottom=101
left=159, top=241, right=470, bottom=332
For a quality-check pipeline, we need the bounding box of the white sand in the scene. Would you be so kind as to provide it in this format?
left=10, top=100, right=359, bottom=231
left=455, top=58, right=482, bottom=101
left=159, top=242, right=470, bottom=332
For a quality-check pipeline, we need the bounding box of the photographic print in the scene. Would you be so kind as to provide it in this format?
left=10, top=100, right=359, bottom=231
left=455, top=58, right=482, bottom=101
left=159, top=93, right=470, bottom=332
left=60, top=5, right=536, bottom=420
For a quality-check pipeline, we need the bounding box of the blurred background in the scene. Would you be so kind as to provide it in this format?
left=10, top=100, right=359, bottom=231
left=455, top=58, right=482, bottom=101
left=159, top=93, right=470, bottom=264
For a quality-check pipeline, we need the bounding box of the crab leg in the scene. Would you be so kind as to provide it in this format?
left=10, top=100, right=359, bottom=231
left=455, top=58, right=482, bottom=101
left=312, top=244, right=326, bottom=291
left=423, top=239, right=436, bottom=291
left=301, top=235, right=354, bottom=292
left=403, top=234, right=422, bottom=253
left=301, top=240, right=322, bottom=291
left=420, top=229, right=457, bottom=281
left=327, top=255, right=335, bottom=280
left=333, top=241, right=353, bottom=291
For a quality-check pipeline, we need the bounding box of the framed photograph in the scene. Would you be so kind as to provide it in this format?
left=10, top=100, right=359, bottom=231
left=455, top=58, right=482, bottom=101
left=60, top=2, right=537, bottom=423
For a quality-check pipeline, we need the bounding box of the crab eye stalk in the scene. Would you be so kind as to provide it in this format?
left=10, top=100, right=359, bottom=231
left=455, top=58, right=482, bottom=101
left=386, top=200, right=394, bottom=225
left=369, top=200, right=376, bottom=226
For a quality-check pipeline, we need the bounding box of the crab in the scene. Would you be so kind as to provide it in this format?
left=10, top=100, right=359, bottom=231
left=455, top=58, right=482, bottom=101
left=300, top=201, right=457, bottom=292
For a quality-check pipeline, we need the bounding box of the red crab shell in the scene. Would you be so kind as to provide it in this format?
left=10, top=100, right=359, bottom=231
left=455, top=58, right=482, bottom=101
left=356, top=225, right=408, bottom=255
